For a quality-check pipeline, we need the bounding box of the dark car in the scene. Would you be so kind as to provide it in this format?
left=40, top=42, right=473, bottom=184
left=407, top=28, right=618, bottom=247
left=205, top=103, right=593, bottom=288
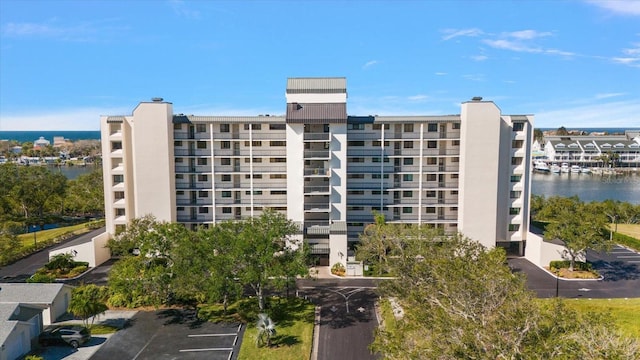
left=39, top=325, right=91, bottom=348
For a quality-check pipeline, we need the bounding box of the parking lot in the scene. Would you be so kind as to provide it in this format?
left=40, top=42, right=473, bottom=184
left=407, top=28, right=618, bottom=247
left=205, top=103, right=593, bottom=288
left=91, top=309, right=244, bottom=360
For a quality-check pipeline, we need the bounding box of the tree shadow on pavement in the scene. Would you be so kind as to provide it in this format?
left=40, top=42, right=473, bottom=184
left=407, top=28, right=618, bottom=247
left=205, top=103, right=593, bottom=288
left=157, top=308, right=206, bottom=328
left=591, top=260, right=640, bottom=281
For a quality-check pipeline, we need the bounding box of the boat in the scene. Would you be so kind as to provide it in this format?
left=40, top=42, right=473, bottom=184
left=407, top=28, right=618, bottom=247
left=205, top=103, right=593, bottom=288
left=533, top=161, right=550, bottom=173
left=581, top=167, right=591, bottom=174
left=570, top=165, right=581, bottom=173
left=550, top=164, right=561, bottom=173
left=560, top=163, right=570, bottom=173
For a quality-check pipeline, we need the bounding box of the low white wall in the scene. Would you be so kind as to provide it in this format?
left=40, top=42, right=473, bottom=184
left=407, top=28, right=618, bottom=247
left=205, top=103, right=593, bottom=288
left=525, top=231, right=567, bottom=268
left=49, top=231, right=111, bottom=268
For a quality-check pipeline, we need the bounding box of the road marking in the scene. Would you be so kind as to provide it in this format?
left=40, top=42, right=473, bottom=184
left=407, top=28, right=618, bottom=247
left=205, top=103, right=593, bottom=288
left=180, top=348, right=233, bottom=352
left=188, top=333, right=237, bottom=337
left=578, top=288, right=591, bottom=292
left=357, top=307, right=365, bottom=313
left=616, top=256, right=640, bottom=259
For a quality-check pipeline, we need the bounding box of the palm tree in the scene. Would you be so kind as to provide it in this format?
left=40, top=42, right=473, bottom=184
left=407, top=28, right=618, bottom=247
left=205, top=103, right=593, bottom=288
left=255, top=313, right=276, bottom=347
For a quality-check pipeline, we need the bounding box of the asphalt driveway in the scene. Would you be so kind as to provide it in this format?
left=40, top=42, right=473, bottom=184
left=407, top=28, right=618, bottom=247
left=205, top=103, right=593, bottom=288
left=90, top=309, right=243, bottom=360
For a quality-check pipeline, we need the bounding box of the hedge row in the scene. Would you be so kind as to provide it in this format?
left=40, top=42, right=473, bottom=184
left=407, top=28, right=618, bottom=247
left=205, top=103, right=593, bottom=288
left=549, top=260, right=592, bottom=272
left=613, top=232, right=640, bottom=252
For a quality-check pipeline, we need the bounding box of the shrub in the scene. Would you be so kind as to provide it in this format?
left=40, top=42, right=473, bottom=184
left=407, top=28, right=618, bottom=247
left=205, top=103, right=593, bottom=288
left=25, top=355, right=44, bottom=360
left=27, top=272, right=56, bottom=283
left=550, top=260, right=592, bottom=272
left=614, top=232, right=640, bottom=252
left=331, top=262, right=346, bottom=276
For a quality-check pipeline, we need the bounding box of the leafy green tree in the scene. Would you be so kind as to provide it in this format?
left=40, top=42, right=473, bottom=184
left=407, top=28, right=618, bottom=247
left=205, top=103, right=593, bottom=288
left=0, top=231, right=21, bottom=265
left=11, top=165, right=66, bottom=227
left=234, top=209, right=303, bottom=311
left=68, top=284, right=109, bottom=329
left=544, top=199, right=611, bottom=271
left=556, top=126, right=569, bottom=136
left=64, top=169, right=104, bottom=216
left=373, top=233, right=639, bottom=358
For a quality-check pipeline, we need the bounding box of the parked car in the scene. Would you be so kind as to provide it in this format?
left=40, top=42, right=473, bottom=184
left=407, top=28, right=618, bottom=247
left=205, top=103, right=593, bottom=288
left=39, top=325, right=91, bottom=348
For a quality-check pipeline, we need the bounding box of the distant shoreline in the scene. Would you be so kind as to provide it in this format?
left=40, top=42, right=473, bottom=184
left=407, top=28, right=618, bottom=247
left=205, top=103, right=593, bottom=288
left=0, top=130, right=101, bottom=143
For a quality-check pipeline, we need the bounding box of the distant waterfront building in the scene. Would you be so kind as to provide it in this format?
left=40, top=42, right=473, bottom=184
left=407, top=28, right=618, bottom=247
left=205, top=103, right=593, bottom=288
left=100, top=77, right=534, bottom=267
left=544, top=131, right=640, bottom=167
left=33, top=136, right=50, bottom=149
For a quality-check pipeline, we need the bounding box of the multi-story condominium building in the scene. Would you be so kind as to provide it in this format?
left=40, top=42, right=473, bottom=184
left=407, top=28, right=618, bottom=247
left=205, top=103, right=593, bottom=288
left=101, top=77, right=533, bottom=268
left=543, top=132, right=640, bottom=167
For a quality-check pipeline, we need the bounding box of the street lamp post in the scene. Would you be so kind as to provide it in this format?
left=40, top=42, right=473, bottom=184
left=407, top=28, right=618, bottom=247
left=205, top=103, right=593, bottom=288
left=32, top=225, right=37, bottom=248
left=555, top=269, right=560, bottom=298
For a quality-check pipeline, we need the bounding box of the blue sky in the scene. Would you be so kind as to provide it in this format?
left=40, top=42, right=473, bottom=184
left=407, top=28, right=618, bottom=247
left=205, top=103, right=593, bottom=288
left=0, top=0, right=639, bottom=130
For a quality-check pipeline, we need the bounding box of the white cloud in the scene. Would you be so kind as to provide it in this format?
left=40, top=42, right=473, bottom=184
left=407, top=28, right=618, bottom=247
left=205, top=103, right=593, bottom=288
left=168, top=0, right=201, bottom=19
left=1, top=19, right=127, bottom=42
left=483, top=39, right=542, bottom=53
left=504, top=30, right=553, bottom=40
left=470, top=55, right=488, bottom=61
left=594, top=92, right=626, bottom=99
left=462, top=74, right=485, bottom=82
left=408, top=95, right=429, bottom=102
left=611, top=43, right=640, bottom=67
left=362, top=60, right=379, bottom=69
left=535, top=100, right=640, bottom=128
left=0, top=107, right=128, bottom=131
left=586, top=0, right=640, bottom=16
left=441, top=28, right=483, bottom=41
left=434, top=72, right=447, bottom=76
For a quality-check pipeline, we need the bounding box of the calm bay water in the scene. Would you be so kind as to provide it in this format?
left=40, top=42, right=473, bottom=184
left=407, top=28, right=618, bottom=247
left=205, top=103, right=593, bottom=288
left=531, top=172, right=640, bottom=204
left=52, top=165, right=100, bottom=180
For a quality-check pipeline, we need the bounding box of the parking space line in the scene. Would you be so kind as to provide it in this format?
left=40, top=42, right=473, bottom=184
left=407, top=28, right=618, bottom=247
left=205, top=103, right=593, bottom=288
left=616, top=256, right=640, bottom=259
left=188, top=333, right=237, bottom=337
left=180, top=348, right=233, bottom=352
left=233, top=335, right=238, bottom=346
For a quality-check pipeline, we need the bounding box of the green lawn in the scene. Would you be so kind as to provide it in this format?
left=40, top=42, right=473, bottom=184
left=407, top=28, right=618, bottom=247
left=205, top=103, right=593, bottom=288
left=615, top=224, right=640, bottom=240
left=199, top=297, right=315, bottom=360
left=17, top=222, right=97, bottom=248
left=557, top=298, right=640, bottom=338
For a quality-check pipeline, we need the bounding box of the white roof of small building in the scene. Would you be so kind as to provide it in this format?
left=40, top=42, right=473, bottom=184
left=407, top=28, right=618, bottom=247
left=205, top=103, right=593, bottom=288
left=0, top=283, right=70, bottom=305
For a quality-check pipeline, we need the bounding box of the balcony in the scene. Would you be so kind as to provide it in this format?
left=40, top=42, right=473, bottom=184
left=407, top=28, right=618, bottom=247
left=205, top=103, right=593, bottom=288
left=304, top=168, right=330, bottom=176
left=175, top=182, right=212, bottom=189
left=109, top=131, right=122, bottom=141
left=110, top=149, right=123, bottom=158
left=177, top=215, right=212, bottom=222
left=175, top=165, right=211, bottom=173
left=304, top=203, right=331, bottom=212
left=304, top=133, right=330, bottom=141
left=304, top=185, right=330, bottom=194
left=304, top=150, right=330, bottom=159
left=174, top=149, right=211, bottom=157
left=174, top=132, right=210, bottom=140
left=176, top=199, right=213, bottom=206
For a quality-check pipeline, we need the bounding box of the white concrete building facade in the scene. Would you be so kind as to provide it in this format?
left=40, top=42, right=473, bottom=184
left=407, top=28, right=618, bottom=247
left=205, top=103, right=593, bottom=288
left=100, top=78, right=534, bottom=267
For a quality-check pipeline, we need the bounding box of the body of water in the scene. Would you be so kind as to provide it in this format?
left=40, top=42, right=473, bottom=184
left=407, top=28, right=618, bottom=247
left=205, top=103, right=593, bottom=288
left=52, top=164, right=100, bottom=180
left=0, top=130, right=101, bottom=143
left=532, top=172, right=640, bottom=204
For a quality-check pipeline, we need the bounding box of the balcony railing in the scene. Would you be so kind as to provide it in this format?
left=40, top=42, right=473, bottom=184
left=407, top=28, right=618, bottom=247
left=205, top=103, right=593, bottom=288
left=304, top=150, right=330, bottom=159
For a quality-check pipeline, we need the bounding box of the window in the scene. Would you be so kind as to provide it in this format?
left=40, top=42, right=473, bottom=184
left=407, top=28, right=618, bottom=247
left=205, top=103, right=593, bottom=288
left=453, top=123, right=461, bottom=130
left=270, top=174, right=286, bottom=179
left=452, top=140, right=460, bottom=146
left=111, top=141, right=122, bottom=151
left=197, top=141, right=206, bottom=149
left=347, top=190, right=365, bottom=195
left=510, top=175, right=521, bottom=182
left=510, top=207, right=521, bottom=215
left=246, top=174, right=262, bottom=179
left=402, top=207, right=413, bottom=214
left=221, top=174, right=231, bottom=181
left=348, top=206, right=365, bottom=211
left=175, top=158, right=183, bottom=163
left=114, top=191, right=125, bottom=200
left=348, top=141, right=365, bottom=146
left=176, top=207, right=185, bottom=211
left=427, top=174, right=437, bottom=181
left=270, top=124, right=286, bottom=130
left=348, top=174, right=365, bottom=179
left=451, top=174, right=458, bottom=179
left=222, top=207, right=231, bottom=214
left=174, top=141, right=183, bottom=147
left=245, top=141, right=262, bottom=147
left=451, top=190, right=458, bottom=195
left=348, top=158, right=365, bottom=163
left=513, top=122, right=524, bottom=131
left=221, top=158, right=231, bottom=165
left=372, top=157, right=381, bottom=163
left=511, top=157, right=523, bottom=165
left=243, top=124, right=261, bottom=130
left=199, top=191, right=209, bottom=198
left=403, top=174, right=413, bottom=181
left=426, top=191, right=436, bottom=197
left=427, top=123, right=438, bottom=132
left=270, top=158, right=286, bottom=163
left=113, top=175, right=124, bottom=183
left=198, top=174, right=208, bottom=182
left=222, top=191, right=232, bottom=198
left=404, top=141, right=414, bottom=149
left=427, top=141, right=437, bottom=149
left=426, top=207, right=436, bottom=214
left=176, top=174, right=183, bottom=179
left=199, top=207, right=209, bottom=214
left=196, top=124, right=206, bottom=133
left=173, top=123, right=182, bottom=130
left=197, top=158, right=207, bottom=166
left=512, top=140, right=524, bottom=148
left=221, top=141, right=230, bottom=149
left=403, top=158, right=413, bottom=165
left=403, top=191, right=413, bottom=198
left=404, top=124, right=414, bottom=132
left=348, top=123, right=365, bottom=130
left=509, top=224, right=520, bottom=231
left=220, top=124, right=230, bottom=132
left=510, top=191, right=521, bottom=199
left=427, top=157, right=437, bottom=165
left=271, top=190, right=287, bottom=195
left=270, top=141, right=286, bottom=147
left=246, top=190, right=263, bottom=195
